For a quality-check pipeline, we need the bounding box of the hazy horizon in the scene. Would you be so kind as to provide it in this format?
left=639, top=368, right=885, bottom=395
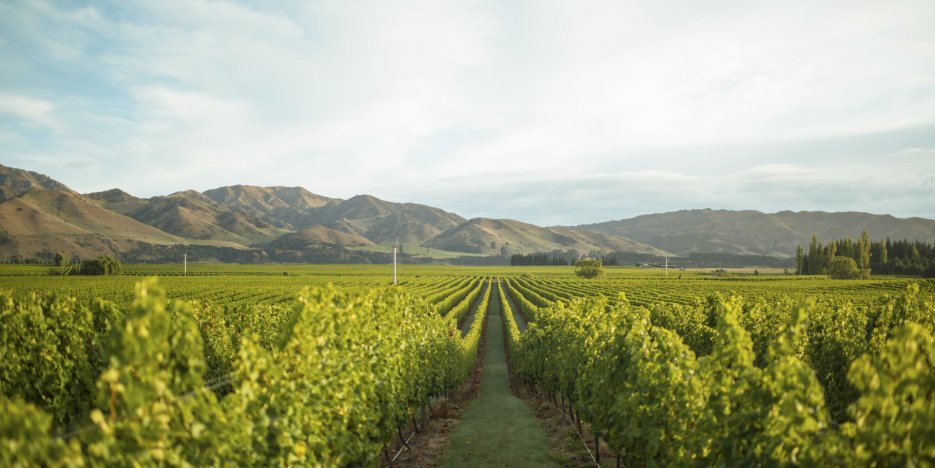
left=2, top=1, right=934, bottom=225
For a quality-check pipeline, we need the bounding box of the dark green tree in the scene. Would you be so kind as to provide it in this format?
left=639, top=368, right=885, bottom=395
left=79, top=256, right=123, bottom=275
left=828, top=256, right=861, bottom=279
left=574, top=258, right=605, bottom=279
left=795, top=245, right=804, bottom=275
left=858, top=229, right=871, bottom=270
left=808, top=235, right=820, bottom=274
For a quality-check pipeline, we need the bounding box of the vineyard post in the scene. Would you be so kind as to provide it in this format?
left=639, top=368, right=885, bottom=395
left=393, top=238, right=398, bottom=285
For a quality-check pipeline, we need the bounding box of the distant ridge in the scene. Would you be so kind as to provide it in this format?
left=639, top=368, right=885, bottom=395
left=426, top=217, right=667, bottom=256
left=203, top=185, right=336, bottom=229
left=266, top=225, right=374, bottom=250
left=85, top=188, right=148, bottom=215
left=575, top=208, right=935, bottom=257
left=1, top=163, right=933, bottom=262
left=311, top=194, right=466, bottom=245
left=0, top=189, right=242, bottom=259
left=0, top=163, right=73, bottom=201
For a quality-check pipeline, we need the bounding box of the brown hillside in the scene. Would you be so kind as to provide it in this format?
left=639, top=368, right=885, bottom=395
left=130, top=193, right=288, bottom=245
left=266, top=225, right=374, bottom=250
left=0, top=164, right=73, bottom=201
left=426, top=218, right=666, bottom=255
left=85, top=188, right=148, bottom=215
left=311, top=195, right=465, bottom=245
left=0, top=190, right=245, bottom=258
left=575, top=209, right=935, bottom=257
left=203, top=185, right=337, bottom=229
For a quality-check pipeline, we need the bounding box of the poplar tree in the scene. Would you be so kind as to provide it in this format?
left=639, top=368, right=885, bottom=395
left=858, top=229, right=871, bottom=270
left=795, top=245, right=804, bottom=275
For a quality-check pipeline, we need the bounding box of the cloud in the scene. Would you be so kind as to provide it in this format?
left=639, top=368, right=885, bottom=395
left=376, top=158, right=935, bottom=226
left=884, top=147, right=935, bottom=159
left=0, top=93, right=56, bottom=126
left=1, top=0, right=934, bottom=223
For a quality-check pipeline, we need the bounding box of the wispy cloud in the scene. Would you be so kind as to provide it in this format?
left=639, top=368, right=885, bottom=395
left=884, top=147, right=935, bottom=159
left=1, top=0, right=934, bottom=223
left=0, top=93, right=56, bottom=126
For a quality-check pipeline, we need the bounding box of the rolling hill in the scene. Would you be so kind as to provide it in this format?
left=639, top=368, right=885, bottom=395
left=128, top=190, right=289, bottom=245
left=311, top=195, right=466, bottom=246
left=425, top=218, right=667, bottom=255
left=3, top=164, right=934, bottom=263
left=0, top=166, right=471, bottom=258
left=575, top=209, right=935, bottom=257
left=0, top=190, right=243, bottom=259
left=0, top=163, right=73, bottom=201
left=200, top=187, right=464, bottom=246
left=85, top=188, right=291, bottom=245
left=202, top=185, right=336, bottom=229
left=265, top=225, right=374, bottom=250
left=85, top=188, right=149, bottom=215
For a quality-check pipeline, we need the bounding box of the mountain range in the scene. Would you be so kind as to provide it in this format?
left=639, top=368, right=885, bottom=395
left=2, top=163, right=933, bottom=264
left=574, top=209, right=935, bottom=258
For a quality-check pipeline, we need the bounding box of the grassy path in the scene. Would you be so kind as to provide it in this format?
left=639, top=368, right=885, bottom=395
left=440, top=282, right=558, bottom=467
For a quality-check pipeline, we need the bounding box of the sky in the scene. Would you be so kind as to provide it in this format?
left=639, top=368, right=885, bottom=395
left=1, top=0, right=934, bottom=226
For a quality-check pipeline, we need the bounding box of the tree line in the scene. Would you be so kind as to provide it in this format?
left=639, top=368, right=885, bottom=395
left=48, top=255, right=124, bottom=276
left=509, top=252, right=621, bottom=266
left=510, top=253, right=570, bottom=266
left=795, top=230, right=935, bottom=277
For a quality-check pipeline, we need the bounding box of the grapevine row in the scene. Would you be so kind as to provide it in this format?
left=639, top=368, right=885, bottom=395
left=508, top=283, right=934, bottom=465
left=0, top=279, right=488, bottom=465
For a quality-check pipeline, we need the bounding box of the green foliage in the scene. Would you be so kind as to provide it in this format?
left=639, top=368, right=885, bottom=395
left=459, top=280, right=492, bottom=379
left=499, top=280, right=523, bottom=352
left=430, top=277, right=481, bottom=314
left=843, top=324, right=935, bottom=465
left=53, top=252, right=66, bottom=267
left=510, top=281, right=935, bottom=464
left=0, top=395, right=84, bottom=467
left=701, top=301, right=838, bottom=465
left=0, top=277, right=484, bottom=465
left=78, top=256, right=123, bottom=276
left=798, top=235, right=935, bottom=276
left=828, top=256, right=861, bottom=279
left=227, top=284, right=465, bottom=465
left=445, top=278, right=485, bottom=323
left=1, top=267, right=934, bottom=464
left=858, top=229, right=872, bottom=270
left=0, top=293, right=121, bottom=429
left=188, top=300, right=298, bottom=386
left=574, top=258, right=605, bottom=279
left=85, top=278, right=227, bottom=465
left=803, top=302, right=868, bottom=421
left=504, top=278, right=542, bottom=322
left=649, top=300, right=716, bottom=355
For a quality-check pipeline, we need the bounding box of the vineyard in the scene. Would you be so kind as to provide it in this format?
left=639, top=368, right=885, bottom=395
left=1, top=264, right=933, bottom=465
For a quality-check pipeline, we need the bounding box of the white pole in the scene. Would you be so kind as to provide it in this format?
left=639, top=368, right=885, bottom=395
left=393, top=240, right=397, bottom=285
left=665, top=256, right=668, bottom=277
left=184, top=250, right=187, bottom=276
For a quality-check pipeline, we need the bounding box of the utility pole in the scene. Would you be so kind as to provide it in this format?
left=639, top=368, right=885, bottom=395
left=393, top=239, right=398, bottom=285
left=183, top=244, right=188, bottom=276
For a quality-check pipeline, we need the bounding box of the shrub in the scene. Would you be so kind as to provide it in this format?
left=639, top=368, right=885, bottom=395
left=79, top=256, right=123, bottom=275
left=574, top=258, right=605, bottom=279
